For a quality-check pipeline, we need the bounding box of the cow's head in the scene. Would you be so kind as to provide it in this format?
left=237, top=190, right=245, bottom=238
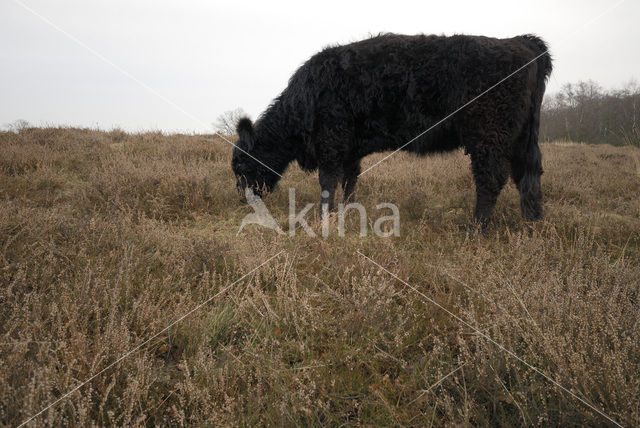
left=231, top=117, right=277, bottom=198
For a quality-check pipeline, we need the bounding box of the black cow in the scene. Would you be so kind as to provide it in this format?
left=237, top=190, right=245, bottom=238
left=231, top=33, right=552, bottom=227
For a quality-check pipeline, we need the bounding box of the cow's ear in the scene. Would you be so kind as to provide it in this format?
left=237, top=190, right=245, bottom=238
left=236, top=117, right=255, bottom=151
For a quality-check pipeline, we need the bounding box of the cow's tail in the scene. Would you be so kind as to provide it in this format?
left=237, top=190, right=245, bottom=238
left=518, top=35, right=552, bottom=221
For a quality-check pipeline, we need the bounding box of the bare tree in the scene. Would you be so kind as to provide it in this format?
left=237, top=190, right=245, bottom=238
left=4, top=119, right=31, bottom=133
left=213, top=108, right=248, bottom=137
left=541, top=80, right=640, bottom=147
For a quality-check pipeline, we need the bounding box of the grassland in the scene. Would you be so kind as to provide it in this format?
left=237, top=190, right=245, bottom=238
left=1, top=127, right=639, bottom=426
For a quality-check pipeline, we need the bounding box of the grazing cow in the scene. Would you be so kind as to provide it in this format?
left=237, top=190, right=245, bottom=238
left=231, top=33, right=552, bottom=227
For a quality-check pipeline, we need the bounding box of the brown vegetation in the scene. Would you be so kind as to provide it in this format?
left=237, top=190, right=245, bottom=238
left=1, top=127, right=639, bottom=426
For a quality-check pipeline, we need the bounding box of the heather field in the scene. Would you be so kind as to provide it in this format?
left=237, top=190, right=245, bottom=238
left=1, top=127, right=639, bottom=426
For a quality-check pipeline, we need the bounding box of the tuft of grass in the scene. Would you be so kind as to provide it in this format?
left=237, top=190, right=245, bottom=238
left=1, top=127, right=639, bottom=426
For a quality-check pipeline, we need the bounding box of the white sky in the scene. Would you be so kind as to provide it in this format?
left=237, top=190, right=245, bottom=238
left=1, top=0, right=638, bottom=133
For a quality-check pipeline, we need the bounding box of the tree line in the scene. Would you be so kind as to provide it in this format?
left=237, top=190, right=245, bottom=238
left=541, top=80, right=640, bottom=147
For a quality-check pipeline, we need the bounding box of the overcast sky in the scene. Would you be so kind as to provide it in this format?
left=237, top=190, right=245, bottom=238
left=1, top=0, right=638, bottom=133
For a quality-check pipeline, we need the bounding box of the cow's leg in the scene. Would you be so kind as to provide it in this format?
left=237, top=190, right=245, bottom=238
left=341, top=159, right=361, bottom=203
left=511, top=148, right=543, bottom=222
left=511, top=130, right=544, bottom=222
left=469, top=149, right=510, bottom=230
left=314, top=124, right=351, bottom=214
left=319, top=167, right=340, bottom=216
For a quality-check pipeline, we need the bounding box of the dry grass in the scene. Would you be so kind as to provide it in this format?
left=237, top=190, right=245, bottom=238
left=1, top=127, right=639, bottom=427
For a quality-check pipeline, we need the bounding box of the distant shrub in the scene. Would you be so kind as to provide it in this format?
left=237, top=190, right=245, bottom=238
left=213, top=108, right=247, bottom=137
left=4, top=119, right=31, bottom=133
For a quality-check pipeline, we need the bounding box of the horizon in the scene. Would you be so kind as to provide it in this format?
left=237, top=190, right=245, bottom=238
left=1, top=0, right=639, bottom=133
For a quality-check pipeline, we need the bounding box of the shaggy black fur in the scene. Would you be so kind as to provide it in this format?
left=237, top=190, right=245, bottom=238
left=231, top=33, right=552, bottom=227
